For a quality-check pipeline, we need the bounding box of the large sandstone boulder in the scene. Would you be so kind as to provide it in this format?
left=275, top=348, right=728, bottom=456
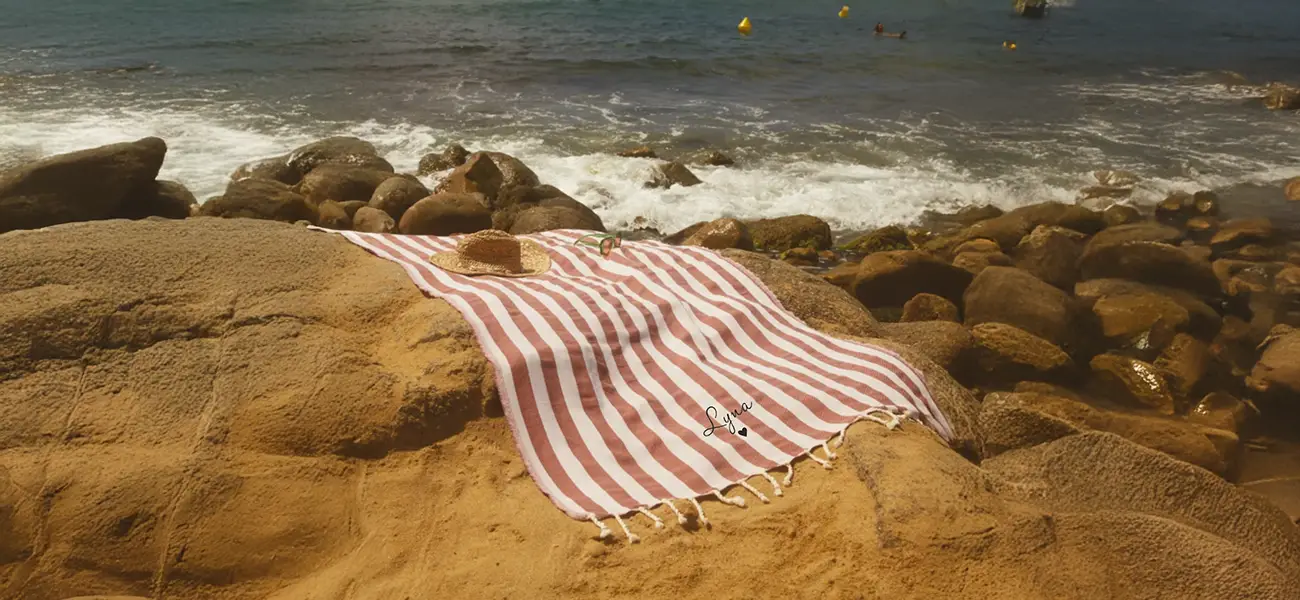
left=967, top=323, right=1072, bottom=385
left=745, top=215, right=833, bottom=251
left=198, top=179, right=318, bottom=224
left=295, top=164, right=394, bottom=205
left=117, top=180, right=198, bottom=220
left=979, top=392, right=1238, bottom=476
left=285, top=136, right=393, bottom=176
left=721, top=249, right=882, bottom=339
left=507, top=206, right=602, bottom=235
left=964, top=266, right=1073, bottom=348
left=351, top=206, right=395, bottom=234
left=683, top=218, right=753, bottom=250
left=368, top=176, right=431, bottom=221
left=397, top=193, right=492, bottom=236
left=1091, top=292, right=1190, bottom=354
left=1082, top=222, right=1183, bottom=256
left=852, top=250, right=972, bottom=308
left=1079, top=241, right=1220, bottom=297
left=3, top=220, right=1299, bottom=599
left=1074, top=278, right=1221, bottom=341
left=876, top=321, right=973, bottom=372
left=0, top=137, right=167, bottom=233
left=473, top=151, right=540, bottom=190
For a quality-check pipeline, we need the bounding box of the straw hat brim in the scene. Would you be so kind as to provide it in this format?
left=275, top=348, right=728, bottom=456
left=428, top=238, right=551, bottom=277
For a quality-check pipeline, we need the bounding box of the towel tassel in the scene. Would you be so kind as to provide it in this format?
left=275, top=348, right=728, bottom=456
left=713, top=489, right=747, bottom=508
left=783, top=464, right=795, bottom=486
left=689, top=497, right=710, bottom=526
left=806, top=448, right=832, bottom=469
left=614, top=514, right=640, bottom=544
left=821, top=441, right=837, bottom=460
left=738, top=479, right=770, bottom=503
left=638, top=507, right=665, bottom=529
left=661, top=499, right=688, bottom=526
left=761, top=471, right=784, bottom=497
left=589, top=514, right=612, bottom=539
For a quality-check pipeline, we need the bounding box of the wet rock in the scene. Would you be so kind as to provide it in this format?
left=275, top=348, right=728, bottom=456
left=965, top=266, right=1073, bottom=348
left=953, top=238, right=1000, bottom=255
left=1079, top=241, right=1220, bottom=297
left=1223, top=244, right=1279, bottom=262
left=901, top=293, right=959, bottom=322
left=1286, top=177, right=1300, bottom=202
left=1153, top=333, right=1211, bottom=401
left=645, top=161, right=702, bottom=189
left=286, top=136, right=393, bottom=176
left=1247, top=325, right=1300, bottom=396
left=1192, top=191, right=1220, bottom=216
left=852, top=250, right=973, bottom=308
left=416, top=143, right=470, bottom=175
left=1264, top=82, right=1300, bottom=110
left=1090, top=353, right=1177, bottom=414
left=1156, top=191, right=1192, bottom=220
left=351, top=206, right=395, bottom=233
left=683, top=218, right=754, bottom=250
left=1102, top=204, right=1141, bottom=228
left=821, top=262, right=860, bottom=289
left=616, top=145, right=657, bottom=159
left=1013, top=225, right=1085, bottom=289
left=1189, top=392, right=1255, bottom=434
left=471, top=151, right=539, bottom=190
left=435, top=154, right=504, bottom=202
left=952, top=250, right=1013, bottom=276
left=231, top=155, right=300, bottom=185
left=1209, top=217, right=1274, bottom=255
left=1094, top=170, right=1140, bottom=188
left=1007, top=201, right=1106, bottom=235
left=368, top=176, right=431, bottom=221
left=968, top=323, right=1073, bottom=385
left=1185, top=216, right=1219, bottom=233
left=664, top=221, right=706, bottom=245
left=842, top=225, right=912, bottom=254
left=1213, top=259, right=1279, bottom=297
left=117, top=180, right=198, bottom=220
left=698, top=150, right=735, bottom=166
left=494, top=184, right=573, bottom=210
left=780, top=246, right=820, bottom=266
left=0, top=137, right=167, bottom=233
left=508, top=206, right=603, bottom=235
left=918, top=204, right=1003, bottom=233
left=199, top=179, right=317, bottom=224
left=876, top=321, right=973, bottom=372
left=958, top=213, right=1033, bottom=251
left=747, top=215, right=833, bottom=251
left=1083, top=222, right=1183, bottom=256
left=1275, top=265, right=1300, bottom=295
left=397, top=193, right=491, bottom=235
left=315, top=200, right=351, bottom=230
left=1091, top=293, right=1190, bottom=354
left=296, top=164, right=393, bottom=205
left=1075, top=279, right=1222, bottom=341
left=337, top=200, right=369, bottom=219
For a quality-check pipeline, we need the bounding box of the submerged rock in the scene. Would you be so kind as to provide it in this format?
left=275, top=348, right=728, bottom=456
left=645, top=161, right=701, bottom=189
left=616, top=145, right=657, bottom=159
left=1264, top=82, right=1300, bottom=110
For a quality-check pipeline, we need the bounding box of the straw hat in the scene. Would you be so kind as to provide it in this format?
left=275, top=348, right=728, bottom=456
left=428, top=229, right=551, bottom=277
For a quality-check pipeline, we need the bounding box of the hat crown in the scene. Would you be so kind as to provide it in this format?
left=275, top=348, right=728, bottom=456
left=457, top=230, right=523, bottom=273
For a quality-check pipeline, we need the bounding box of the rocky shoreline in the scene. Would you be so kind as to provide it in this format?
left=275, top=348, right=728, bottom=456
left=2, top=135, right=1300, bottom=598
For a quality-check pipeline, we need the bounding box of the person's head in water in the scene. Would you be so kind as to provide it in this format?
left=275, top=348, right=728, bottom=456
left=874, top=22, right=884, bottom=33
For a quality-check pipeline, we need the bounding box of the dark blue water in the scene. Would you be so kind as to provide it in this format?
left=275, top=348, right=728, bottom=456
left=2, top=0, right=1298, bottom=231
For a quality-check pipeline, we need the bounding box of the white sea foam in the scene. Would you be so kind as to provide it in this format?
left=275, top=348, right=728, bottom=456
left=2, top=97, right=1297, bottom=234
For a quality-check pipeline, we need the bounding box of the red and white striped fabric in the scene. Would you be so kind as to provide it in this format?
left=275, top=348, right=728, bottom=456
left=332, top=229, right=951, bottom=521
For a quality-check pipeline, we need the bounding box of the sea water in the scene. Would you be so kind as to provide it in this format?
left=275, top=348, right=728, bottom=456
left=1, top=0, right=1298, bottom=232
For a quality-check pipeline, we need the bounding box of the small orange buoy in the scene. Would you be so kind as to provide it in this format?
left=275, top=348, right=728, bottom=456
left=838, top=5, right=850, bottom=18
left=1003, top=40, right=1017, bottom=50
left=738, top=17, right=752, bottom=35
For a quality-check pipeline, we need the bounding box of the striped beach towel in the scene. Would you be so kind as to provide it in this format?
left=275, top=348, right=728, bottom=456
left=330, top=228, right=951, bottom=533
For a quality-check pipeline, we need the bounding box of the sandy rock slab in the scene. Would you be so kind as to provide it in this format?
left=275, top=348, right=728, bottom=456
left=1, top=219, right=1298, bottom=600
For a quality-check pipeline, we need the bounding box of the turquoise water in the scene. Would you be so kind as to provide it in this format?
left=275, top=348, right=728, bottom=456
left=2, top=0, right=1298, bottom=231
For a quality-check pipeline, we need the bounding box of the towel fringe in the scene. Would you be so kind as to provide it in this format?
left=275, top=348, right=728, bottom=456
left=589, top=514, right=612, bottom=539
left=689, top=497, right=710, bottom=526
left=614, top=514, right=640, bottom=544
left=783, top=464, right=795, bottom=486
left=806, top=448, right=832, bottom=469
left=739, top=479, right=770, bottom=503
left=761, top=471, right=784, bottom=497
left=821, top=441, right=837, bottom=460
left=638, top=507, right=665, bottom=529
left=713, top=489, right=747, bottom=508
left=661, top=499, right=688, bottom=526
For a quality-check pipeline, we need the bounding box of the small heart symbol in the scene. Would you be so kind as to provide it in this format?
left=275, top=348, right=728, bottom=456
left=737, top=427, right=748, bottom=437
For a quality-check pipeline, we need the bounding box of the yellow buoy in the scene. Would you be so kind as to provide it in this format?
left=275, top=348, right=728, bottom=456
left=738, top=17, right=752, bottom=35
left=839, top=6, right=850, bottom=18
left=1003, top=40, right=1017, bottom=50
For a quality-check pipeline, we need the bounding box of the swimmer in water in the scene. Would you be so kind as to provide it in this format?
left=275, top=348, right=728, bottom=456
left=874, top=23, right=906, bottom=38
